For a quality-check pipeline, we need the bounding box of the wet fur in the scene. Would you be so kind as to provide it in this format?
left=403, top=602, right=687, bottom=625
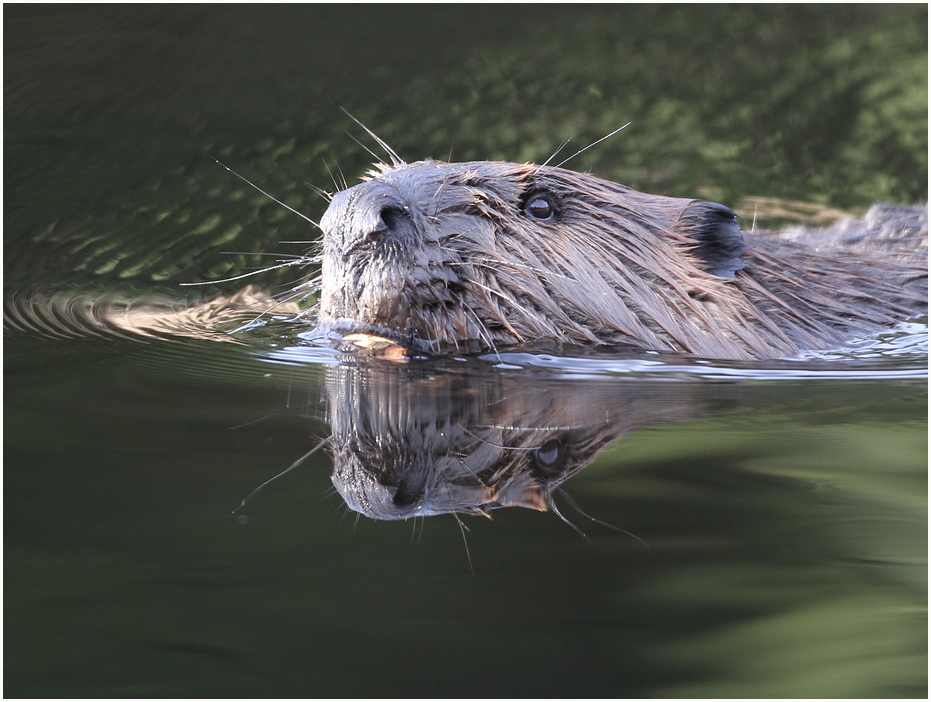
left=318, top=160, right=927, bottom=359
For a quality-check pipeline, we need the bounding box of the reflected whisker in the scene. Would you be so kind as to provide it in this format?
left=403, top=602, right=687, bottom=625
left=547, top=493, right=589, bottom=542
left=452, top=512, right=474, bottom=574
left=461, top=427, right=538, bottom=452
left=232, top=435, right=331, bottom=514
left=226, top=410, right=280, bottom=431
left=556, top=488, right=650, bottom=550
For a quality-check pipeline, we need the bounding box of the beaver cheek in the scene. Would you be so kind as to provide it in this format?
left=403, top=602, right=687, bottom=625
left=356, top=264, right=411, bottom=326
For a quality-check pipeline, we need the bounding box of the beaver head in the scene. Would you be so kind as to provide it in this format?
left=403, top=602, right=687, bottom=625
left=316, top=160, right=925, bottom=359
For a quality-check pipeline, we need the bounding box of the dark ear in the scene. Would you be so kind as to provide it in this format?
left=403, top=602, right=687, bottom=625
left=676, top=201, right=747, bottom=279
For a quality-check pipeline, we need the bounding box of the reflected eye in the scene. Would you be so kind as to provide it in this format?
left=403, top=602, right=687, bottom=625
left=525, top=194, right=555, bottom=221
left=532, top=439, right=562, bottom=473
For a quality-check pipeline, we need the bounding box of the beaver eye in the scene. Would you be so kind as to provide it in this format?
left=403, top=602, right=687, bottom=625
left=525, top=194, right=555, bottom=221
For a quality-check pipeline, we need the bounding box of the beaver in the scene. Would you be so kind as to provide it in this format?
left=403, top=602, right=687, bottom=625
left=315, top=160, right=927, bottom=360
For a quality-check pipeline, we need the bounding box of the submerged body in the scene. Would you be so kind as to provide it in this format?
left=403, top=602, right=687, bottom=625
left=316, top=160, right=927, bottom=360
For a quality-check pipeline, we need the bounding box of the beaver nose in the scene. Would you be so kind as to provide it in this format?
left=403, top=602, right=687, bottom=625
left=320, top=182, right=417, bottom=255
left=367, top=205, right=405, bottom=240
left=356, top=201, right=416, bottom=251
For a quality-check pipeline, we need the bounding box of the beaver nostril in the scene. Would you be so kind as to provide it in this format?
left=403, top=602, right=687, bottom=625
left=365, top=206, right=407, bottom=243
left=380, top=206, right=407, bottom=230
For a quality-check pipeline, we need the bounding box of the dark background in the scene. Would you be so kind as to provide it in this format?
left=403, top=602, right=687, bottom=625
left=5, top=5, right=927, bottom=288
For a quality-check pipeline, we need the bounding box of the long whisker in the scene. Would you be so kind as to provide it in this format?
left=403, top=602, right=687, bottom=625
left=179, top=259, right=304, bottom=287
left=554, top=121, right=632, bottom=169
left=334, top=161, right=349, bottom=191
left=452, top=512, right=474, bottom=574
left=547, top=493, right=589, bottom=541
left=540, top=137, right=572, bottom=167
left=233, top=436, right=331, bottom=514
left=451, top=453, right=489, bottom=486
left=214, top=160, right=321, bottom=229
left=461, top=427, right=538, bottom=452
left=322, top=158, right=342, bottom=192
left=340, top=106, right=405, bottom=166
left=226, top=410, right=280, bottom=431
left=306, top=181, right=333, bottom=202
left=225, top=283, right=314, bottom=333
left=219, top=251, right=305, bottom=259
left=556, top=488, right=650, bottom=550
left=462, top=302, right=501, bottom=361
left=345, top=130, right=386, bottom=166
left=462, top=276, right=543, bottom=335
left=452, top=258, right=576, bottom=282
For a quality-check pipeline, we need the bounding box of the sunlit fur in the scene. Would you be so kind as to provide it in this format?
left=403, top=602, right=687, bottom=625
left=318, top=160, right=927, bottom=359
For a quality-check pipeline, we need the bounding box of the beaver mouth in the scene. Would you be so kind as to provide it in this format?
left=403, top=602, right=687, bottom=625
left=313, top=317, right=425, bottom=350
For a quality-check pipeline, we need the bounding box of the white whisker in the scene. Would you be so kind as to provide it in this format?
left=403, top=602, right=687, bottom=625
left=462, top=302, right=501, bottom=361
left=340, top=106, right=405, bottom=166
left=345, top=131, right=385, bottom=167
left=305, top=180, right=333, bottom=202
left=547, top=493, right=589, bottom=541
left=541, top=137, right=572, bottom=167
left=554, top=121, right=632, bottom=169
left=322, top=158, right=342, bottom=192
left=214, top=159, right=321, bottom=229
left=179, top=259, right=303, bottom=287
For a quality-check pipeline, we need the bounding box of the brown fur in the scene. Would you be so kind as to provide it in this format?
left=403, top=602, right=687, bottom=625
left=317, top=160, right=927, bottom=359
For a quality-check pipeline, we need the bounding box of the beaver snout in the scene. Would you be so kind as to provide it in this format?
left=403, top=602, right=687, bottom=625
left=321, top=181, right=419, bottom=258
left=317, top=177, right=428, bottom=342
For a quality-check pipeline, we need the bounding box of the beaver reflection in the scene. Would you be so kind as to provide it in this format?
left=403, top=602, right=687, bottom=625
left=324, top=362, right=697, bottom=523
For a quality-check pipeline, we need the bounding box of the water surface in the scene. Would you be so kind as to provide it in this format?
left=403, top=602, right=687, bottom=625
left=4, top=5, right=928, bottom=698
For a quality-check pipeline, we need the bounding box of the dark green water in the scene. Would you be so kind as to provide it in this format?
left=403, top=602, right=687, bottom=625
left=4, top=5, right=928, bottom=698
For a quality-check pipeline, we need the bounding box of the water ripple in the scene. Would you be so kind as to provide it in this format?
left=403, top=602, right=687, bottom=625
left=6, top=287, right=926, bottom=383
left=3, top=285, right=300, bottom=345
left=262, top=321, right=929, bottom=382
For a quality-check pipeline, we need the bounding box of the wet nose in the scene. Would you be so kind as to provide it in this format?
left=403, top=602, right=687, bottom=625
left=367, top=205, right=408, bottom=241
left=352, top=193, right=417, bottom=252
left=322, top=181, right=417, bottom=253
